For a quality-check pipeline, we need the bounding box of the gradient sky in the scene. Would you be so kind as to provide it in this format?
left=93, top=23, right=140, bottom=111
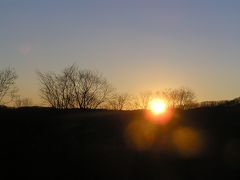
left=1, top=0, right=240, bottom=104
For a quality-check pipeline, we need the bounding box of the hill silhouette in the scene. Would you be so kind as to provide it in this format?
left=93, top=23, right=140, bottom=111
left=1, top=105, right=240, bottom=179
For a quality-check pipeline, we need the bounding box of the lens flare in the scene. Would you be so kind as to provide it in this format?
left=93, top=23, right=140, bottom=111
left=125, top=120, right=157, bottom=151
left=171, top=127, right=205, bottom=158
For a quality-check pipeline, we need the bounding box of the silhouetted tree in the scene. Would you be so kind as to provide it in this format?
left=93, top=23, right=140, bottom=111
left=161, top=88, right=178, bottom=108
left=133, top=91, right=152, bottom=109
left=108, top=93, right=129, bottom=110
left=38, top=71, right=71, bottom=108
left=38, top=64, right=113, bottom=109
left=14, top=96, right=32, bottom=107
left=0, top=68, right=18, bottom=105
left=161, top=87, right=196, bottom=109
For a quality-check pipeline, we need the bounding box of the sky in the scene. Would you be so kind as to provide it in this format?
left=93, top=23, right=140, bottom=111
left=1, top=0, right=240, bottom=104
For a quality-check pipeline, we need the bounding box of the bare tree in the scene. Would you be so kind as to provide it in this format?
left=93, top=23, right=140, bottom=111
left=65, top=65, right=114, bottom=109
left=161, top=88, right=178, bottom=108
left=108, top=93, right=129, bottom=110
left=38, top=64, right=113, bottom=109
left=38, top=70, right=76, bottom=108
left=0, top=68, right=18, bottom=105
left=133, top=91, right=152, bottom=109
left=161, top=87, right=196, bottom=109
left=38, top=72, right=62, bottom=108
left=176, top=87, right=196, bottom=109
left=14, top=96, right=32, bottom=107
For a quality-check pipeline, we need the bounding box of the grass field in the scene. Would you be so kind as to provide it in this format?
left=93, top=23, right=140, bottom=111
left=1, top=106, right=240, bottom=179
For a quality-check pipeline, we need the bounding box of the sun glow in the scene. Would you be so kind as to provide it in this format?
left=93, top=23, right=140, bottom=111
left=148, top=99, right=167, bottom=115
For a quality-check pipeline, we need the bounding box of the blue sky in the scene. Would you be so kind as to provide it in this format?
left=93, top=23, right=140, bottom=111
left=1, top=0, right=240, bottom=104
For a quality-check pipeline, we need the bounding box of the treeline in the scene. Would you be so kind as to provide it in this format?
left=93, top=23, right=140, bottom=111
left=197, top=97, right=240, bottom=108
left=0, top=65, right=239, bottom=110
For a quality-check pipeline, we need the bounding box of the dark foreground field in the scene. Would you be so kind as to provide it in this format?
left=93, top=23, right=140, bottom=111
left=1, top=106, right=240, bottom=179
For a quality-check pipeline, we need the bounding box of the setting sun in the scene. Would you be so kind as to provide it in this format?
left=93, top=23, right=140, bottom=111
left=148, top=99, right=167, bottom=115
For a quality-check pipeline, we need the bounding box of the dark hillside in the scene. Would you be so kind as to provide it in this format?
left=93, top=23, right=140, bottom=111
left=1, top=107, right=240, bottom=179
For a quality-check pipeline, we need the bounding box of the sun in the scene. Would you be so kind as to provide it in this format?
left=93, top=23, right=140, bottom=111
left=148, top=99, right=167, bottom=115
